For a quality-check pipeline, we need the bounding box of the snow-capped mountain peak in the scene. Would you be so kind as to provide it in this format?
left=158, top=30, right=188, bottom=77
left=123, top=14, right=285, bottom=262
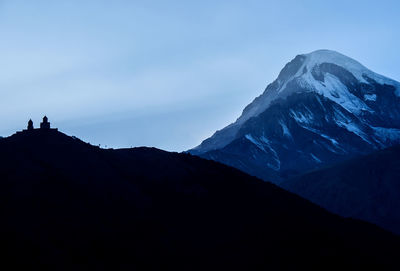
left=281, top=49, right=399, bottom=89
left=190, top=50, right=400, bottom=182
left=245, top=49, right=399, bottom=123
left=302, top=50, right=369, bottom=82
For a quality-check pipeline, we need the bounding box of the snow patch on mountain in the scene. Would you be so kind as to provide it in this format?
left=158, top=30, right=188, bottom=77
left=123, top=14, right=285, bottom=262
left=245, top=134, right=281, bottom=170
left=260, top=136, right=280, bottom=170
left=290, top=109, right=313, bottom=124
left=300, top=125, right=339, bottom=146
left=312, top=73, right=372, bottom=114
left=279, top=120, right=292, bottom=138
left=336, top=121, right=371, bottom=144
left=364, top=94, right=377, bottom=101
left=245, top=134, right=266, bottom=152
left=372, top=127, right=400, bottom=142
left=333, top=108, right=352, bottom=123
left=310, top=153, right=322, bottom=163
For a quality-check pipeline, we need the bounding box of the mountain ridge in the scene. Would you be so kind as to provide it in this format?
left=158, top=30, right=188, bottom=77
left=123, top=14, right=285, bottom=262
left=1, top=128, right=399, bottom=269
left=282, top=143, right=400, bottom=235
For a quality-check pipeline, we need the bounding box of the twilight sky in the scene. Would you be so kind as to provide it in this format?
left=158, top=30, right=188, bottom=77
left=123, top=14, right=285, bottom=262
left=1, top=0, right=399, bottom=151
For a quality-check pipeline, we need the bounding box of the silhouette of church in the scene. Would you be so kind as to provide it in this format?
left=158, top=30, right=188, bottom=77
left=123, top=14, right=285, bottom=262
left=19, top=116, right=58, bottom=134
left=40, top=116, right=51, bottom=129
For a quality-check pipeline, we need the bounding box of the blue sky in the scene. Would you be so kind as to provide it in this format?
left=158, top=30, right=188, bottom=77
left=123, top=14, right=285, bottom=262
left=1, top=0, right=399, bottom=151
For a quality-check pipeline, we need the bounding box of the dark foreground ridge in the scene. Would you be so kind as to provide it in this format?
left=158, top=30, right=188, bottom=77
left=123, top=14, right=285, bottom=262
left=282, top=144, right=400, bottom=235
left=0, top=128, right=399, bottom=270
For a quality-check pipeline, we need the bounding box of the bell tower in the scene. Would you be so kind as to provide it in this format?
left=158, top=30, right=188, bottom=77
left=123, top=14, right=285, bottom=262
left=27, top=119, right=34, bottom=130
left=40, top=116, right=51, bottom=129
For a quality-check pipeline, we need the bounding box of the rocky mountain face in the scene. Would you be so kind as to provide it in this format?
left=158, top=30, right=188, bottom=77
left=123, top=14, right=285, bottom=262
left=190, top=50, right=400, bottom=182
left=1, top=129, right=399, bottom=269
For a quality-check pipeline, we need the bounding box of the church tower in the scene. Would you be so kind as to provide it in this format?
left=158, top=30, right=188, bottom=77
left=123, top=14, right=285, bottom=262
left=27, top=119, right=34, bottom=130
left=40, top=116, right=51, bottom=129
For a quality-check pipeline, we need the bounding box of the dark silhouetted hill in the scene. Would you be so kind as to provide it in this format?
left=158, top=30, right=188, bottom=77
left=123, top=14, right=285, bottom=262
left=282, top=144, right=400, bottom=235
left=0, top=129, right=399, bottom=270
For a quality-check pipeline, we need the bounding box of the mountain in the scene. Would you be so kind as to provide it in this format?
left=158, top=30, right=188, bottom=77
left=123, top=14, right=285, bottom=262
left=190, top=50, right=400, bottom=182
left=281, top=144, right=400, bottom=235
left=0, top=128, right=399, bottom=270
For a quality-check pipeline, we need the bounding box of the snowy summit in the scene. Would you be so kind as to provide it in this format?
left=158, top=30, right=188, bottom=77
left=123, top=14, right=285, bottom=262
left=190, top=49, right=400, bottom=182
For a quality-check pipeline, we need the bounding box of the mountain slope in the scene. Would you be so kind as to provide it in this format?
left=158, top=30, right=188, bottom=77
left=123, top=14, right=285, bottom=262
left=0, top=129, right=399, bottom=270
left=190, top=50, right=400, bottom=181
left=281, top=144, right=400, bottom=235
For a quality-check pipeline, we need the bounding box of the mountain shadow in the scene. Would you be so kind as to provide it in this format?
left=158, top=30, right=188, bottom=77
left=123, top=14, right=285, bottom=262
left=0, top=128, right=399, bottom=270
left=282, top=144, right=400, bottom=235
